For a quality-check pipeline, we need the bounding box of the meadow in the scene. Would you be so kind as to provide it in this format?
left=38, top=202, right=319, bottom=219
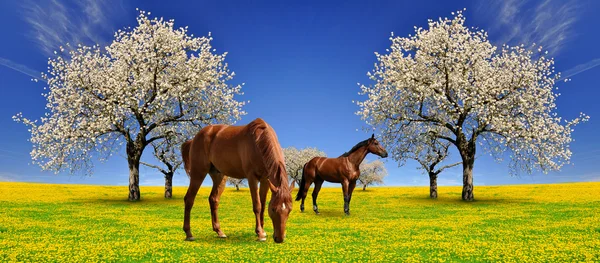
left=0, top=182, right=599, bottom=262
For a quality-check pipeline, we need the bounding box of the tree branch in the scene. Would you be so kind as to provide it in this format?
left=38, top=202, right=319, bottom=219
left=140, top=160, right=168, bottom=175
left=434, top=162, right=462, bottom=174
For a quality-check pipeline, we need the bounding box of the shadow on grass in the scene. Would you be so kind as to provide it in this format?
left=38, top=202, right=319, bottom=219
left=73, top=196, right=185, bottom=205
left=295, top=209, right=350, bottom=218
left=178, top=232, right=279, bottom=245
left=402, top=196, right=533, bottom=205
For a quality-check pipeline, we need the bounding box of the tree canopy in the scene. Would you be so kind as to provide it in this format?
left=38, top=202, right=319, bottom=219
left=356, top=10, right=588, bottom=200
left=14, top=10, right=246, bottom=200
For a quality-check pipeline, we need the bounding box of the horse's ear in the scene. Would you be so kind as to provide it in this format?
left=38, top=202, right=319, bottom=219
left=268, top=179, right=279, bottom=194
left=371, top=133, right=375, bottom=139
left=289, top=180, right=296, bottom=193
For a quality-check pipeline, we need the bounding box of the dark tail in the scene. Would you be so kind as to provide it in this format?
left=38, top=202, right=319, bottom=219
left=181, top=140, right=192, bottom=178
left=295, top=163, right=308, bottom=201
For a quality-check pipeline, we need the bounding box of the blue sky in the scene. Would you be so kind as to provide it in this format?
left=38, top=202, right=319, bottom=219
left=1, top=0, right=599, bottom=188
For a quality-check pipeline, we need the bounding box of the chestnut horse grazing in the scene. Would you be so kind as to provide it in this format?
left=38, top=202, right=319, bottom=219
left=182, top=118, right=293, bottom=243
left=295, top=134, right=388, bottom=215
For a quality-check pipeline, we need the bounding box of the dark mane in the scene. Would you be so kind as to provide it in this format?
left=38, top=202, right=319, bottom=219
left=339, top=139, right=370, bottom=157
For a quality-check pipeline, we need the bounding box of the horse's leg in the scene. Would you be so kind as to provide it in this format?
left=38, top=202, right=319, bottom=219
left=346, top=180, right=357, bottom=215
left=312, top=178, right=324, bottom=215
left=300, top=175, right=314, bottom=213
left=342, top=180, right=350, bottom=215
left=208, top=170, right=227, bottom=238
left=248, top=178, right=267, bottom=241
left=183, top=166, right=209, bottom=241
left=259, top=180, right=269, bottom=232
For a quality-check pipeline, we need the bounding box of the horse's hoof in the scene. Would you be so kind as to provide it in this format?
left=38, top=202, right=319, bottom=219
left=257, top=237, right=267, bottom=242
left=345, top=212, right=350, bottom=216
left=217, top=234, right=227, bottom=238
left=185, top=236, right=196, bottom=241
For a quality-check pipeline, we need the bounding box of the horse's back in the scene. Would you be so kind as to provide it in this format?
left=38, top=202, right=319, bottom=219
left=310, top=156, right=348, bottom=183
left=189, top=119, right=276, bottom=179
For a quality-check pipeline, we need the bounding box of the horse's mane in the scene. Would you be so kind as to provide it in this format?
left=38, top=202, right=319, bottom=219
left=339, top=139, right=370, bottom=157
left=247, top=118, right=292, bottom=209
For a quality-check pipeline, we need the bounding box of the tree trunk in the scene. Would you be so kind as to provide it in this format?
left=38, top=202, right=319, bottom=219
left=164, top=172, right=173, bottom=198
left=128, top=158, right=141, bottom=201
left=461, top=156, right=475, bottom=201
left=363, top=185, right=367, bottom=191
left=127, top=140, right=144, bottom=201
left=457, top=132, right=476, bottom=202
left=429, top=172, right=438, bottom=199
left=236, top=185, right=239, bottom=191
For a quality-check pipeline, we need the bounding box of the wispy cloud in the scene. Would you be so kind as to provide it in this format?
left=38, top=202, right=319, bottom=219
left=560, top=58, right=600, bottom=80
left=0, top=57, right=41, bottom=79
left=479, top=0, right=579, bottom=55
left=21, top=0, right=122, bottom=56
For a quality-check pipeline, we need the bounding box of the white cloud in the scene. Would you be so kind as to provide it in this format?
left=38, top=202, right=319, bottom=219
left=0, top=57, right=41, bottom=79
left=560, top=58, right=600, bottom=80
left=479, top=0, right=579, bottom=55
left=21, top=0, right=122, bottom=56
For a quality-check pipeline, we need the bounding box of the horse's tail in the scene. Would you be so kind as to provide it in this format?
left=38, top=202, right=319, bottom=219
left=295, top=162, right=308, bottom=201
left=181, top=140, right=192, bottom=178
left=248, top=118, right=290, bottom=193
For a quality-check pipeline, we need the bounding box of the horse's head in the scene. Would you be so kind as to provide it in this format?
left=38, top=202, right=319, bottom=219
left=267, top=180, right=294, bottom=243
left=367, top=134, right=388, bottom=158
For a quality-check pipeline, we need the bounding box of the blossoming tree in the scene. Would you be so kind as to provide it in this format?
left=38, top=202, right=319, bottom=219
left=283, top=146, right=326, bottom=184
left=414, top=136, right=461, bottom=199
left=139, top=126, right=192, bottom=199
left=13, top=10, right=246, bottom=201
left=227, top=177, right=246, bottom=191
left=356, top=10, right=588, bottom=201
left=358, top=160, right=387, bottom=190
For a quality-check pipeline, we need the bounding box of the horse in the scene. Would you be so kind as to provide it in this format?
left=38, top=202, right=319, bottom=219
left=295, top=134, right=388, bottom=215
left=181, top=118, right=294, bottom=243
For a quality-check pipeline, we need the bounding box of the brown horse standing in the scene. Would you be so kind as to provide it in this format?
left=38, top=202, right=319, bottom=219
left=181, top=118, right=293, bottom=243
left=295, top=134, right=388, bottom=215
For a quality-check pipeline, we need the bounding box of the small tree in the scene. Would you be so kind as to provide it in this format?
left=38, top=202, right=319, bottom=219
left=358, top=160, right=387, bottom=190
left=283, top=146, right=326, bottom=184
left=356, top=10, right=588, bottom=201
left=139, top=128, right=188, bottom=198
left=13, top=10, right=245, bottom=201
left=414, top=136, right=461, bottom=198
left=227, top=177, right=246, bottom=191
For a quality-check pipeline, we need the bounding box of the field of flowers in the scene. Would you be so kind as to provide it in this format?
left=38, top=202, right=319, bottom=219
left=0, top=182, right=599, bottom=262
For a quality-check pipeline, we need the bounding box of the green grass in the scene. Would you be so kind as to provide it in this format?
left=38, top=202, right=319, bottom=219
left=0, top=182, right=599, bottom=262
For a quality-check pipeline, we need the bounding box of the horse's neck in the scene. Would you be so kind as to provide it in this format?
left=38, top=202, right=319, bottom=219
left=347, top=146, right=369, bottom=167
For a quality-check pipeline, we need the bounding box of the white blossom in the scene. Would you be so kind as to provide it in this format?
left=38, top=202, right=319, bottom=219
left=283, top=146, right=326, bottom=183
left=13, top=11, right=246, bottom=197
left=356, top=10, right=588, bottom=199
left=227, top=177, right=246, bottom=190
left=358, top=160, right=387, bottom=190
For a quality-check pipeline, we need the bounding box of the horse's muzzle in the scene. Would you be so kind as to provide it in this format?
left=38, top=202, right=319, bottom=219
left=274, top=236, right=284, bottom=243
